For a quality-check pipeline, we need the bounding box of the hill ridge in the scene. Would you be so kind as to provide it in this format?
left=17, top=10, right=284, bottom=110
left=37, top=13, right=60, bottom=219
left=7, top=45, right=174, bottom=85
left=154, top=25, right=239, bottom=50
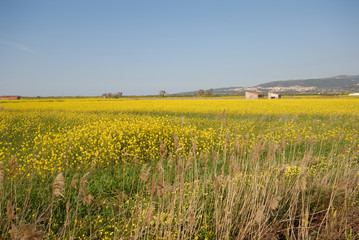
left=172, top=75, right=359, bottom=95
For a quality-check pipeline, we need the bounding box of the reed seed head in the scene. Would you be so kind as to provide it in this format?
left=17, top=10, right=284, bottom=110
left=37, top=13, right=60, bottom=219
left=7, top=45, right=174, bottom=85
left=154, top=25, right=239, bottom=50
left=52, top=172, right=65, bottom=197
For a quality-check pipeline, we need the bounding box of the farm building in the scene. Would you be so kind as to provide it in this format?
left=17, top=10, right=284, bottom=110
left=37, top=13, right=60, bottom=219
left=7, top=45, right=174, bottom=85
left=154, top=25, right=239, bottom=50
left=268, top=92, right=281, bottom=99
left=0, top=95, right=20, bottom=100
left=245, top=92, right=264, bottom=99
left=349, top=93, right=359, bottom=96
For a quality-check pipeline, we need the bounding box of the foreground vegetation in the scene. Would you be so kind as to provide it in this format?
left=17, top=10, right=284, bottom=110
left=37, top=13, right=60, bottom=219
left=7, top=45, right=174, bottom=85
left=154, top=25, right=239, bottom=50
left=1, top=98, right=359, bottom=239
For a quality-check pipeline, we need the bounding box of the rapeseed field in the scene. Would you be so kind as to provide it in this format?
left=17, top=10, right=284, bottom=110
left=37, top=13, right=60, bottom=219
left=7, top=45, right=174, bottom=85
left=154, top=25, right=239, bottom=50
left=0, top=98, right=358, bottom=239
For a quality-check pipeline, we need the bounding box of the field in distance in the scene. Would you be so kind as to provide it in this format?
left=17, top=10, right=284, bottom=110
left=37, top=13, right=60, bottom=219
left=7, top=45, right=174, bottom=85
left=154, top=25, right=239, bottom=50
left=1, top=97, right=358, bottom=239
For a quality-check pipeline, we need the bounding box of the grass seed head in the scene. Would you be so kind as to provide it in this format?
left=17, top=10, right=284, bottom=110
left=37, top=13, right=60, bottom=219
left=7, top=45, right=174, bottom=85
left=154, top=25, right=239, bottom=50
left=10, top=154, right=18, bottom=176
left=83, top=194, right=93, bottom=205
left=140, top=165, right=151, bottom=182
left=21, top=225, right=43, bottom=240
left=173, top=133, right=179, bottom=150
left=7, top=200, right=14, bottom=224
left=79, top=172, right=90, bottom=195
left=66, top=201, right=70, bottom=214
left=52, top=172, right=65, bottom=197
left=185, top=153, right=193, bottom=171
left=269, top=196, right=282, bottom=210
left=255, top=205, right=265, bottom=224
left=159, top=140, right=166, bottom=158
left=167, top=154, right=173, bottom=167
left=0, top=170, right=3, bottom=191
left=70, top=173, right=79, bottom=189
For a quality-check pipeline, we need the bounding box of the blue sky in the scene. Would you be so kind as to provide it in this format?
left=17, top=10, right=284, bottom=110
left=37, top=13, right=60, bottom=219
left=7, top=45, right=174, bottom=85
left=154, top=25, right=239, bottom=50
left=1, top=0, right=358, bottom=96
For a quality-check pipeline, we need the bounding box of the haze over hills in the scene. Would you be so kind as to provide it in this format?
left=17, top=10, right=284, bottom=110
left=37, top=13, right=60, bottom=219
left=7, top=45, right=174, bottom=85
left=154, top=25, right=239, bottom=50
left=173, top=75, right=359, bottom=95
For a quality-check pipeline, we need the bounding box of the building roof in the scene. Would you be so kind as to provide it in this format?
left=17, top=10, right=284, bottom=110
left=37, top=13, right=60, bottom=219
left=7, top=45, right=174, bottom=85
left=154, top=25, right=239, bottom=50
left=1, top=95, right=20, bottom=98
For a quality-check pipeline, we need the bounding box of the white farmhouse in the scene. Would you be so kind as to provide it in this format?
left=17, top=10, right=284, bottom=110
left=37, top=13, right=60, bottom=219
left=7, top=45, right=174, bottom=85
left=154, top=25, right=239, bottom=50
left=268, top=92, right=281, bottom=99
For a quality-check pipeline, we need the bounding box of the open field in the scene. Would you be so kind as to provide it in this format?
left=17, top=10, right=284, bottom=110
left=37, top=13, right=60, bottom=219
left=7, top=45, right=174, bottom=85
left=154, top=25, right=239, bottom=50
left=1, top=98, right=359, bottom=239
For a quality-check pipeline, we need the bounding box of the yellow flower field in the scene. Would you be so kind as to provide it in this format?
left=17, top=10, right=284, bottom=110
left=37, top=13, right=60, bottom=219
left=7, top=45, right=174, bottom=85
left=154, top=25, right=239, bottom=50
left=2, top=98, right=359, bottom=116
left=0, top=97, right=359, bottom=239
left=1, top=98, right=358, bottom=177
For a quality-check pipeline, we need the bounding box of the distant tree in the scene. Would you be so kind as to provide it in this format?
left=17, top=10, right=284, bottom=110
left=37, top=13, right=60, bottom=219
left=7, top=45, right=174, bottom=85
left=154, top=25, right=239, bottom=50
left=113, top=92, right=123, bottom=98
left=205, top=88, right=214, bottom=95
left=159, top=90, right=166, bottom=97
left=197, top=89, right=205, bottom=96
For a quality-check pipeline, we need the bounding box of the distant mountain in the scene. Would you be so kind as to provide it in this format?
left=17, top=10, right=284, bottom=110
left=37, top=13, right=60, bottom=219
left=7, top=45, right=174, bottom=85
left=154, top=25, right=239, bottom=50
left=172, top=75, right=359, bottom=95
left=256, top=75, right=359, bottom=91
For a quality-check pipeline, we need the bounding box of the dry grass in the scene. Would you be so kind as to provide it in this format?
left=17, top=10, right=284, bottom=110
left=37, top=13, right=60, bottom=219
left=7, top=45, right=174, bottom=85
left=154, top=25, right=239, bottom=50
left=2, top=135, right=357, bottom=239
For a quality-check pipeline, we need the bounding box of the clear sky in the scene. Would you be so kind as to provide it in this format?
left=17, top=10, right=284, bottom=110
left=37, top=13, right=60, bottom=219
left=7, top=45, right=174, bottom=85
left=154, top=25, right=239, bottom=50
left=1, top=0, right=358, bottom=96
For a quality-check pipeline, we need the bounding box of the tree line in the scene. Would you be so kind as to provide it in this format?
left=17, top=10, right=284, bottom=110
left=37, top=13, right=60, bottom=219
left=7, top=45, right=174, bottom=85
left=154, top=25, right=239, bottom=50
left=101, top=88, right=215, bottom=98
left=101, top=92, right=123, bottom=98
